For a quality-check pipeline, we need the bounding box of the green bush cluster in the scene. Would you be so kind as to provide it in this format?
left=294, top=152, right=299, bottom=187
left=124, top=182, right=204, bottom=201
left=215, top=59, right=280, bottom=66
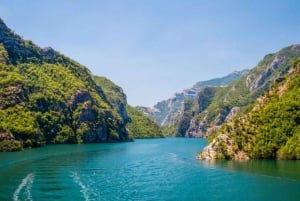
left=0, top=139, right=22, bottom=152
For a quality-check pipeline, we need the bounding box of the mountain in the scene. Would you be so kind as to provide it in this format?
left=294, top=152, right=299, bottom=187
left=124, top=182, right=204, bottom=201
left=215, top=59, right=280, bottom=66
left=164, top=45, right=300, bottom=139
left=162, top=86, right=218, bottom=137
left=0, top=18, right=160, bottom=151
left=181, top=44, right=300, bottom=140
left=92, top=76, right=130, bottom=125
left=193, top=70, right=250, bottom=89
left=92, top=76, right=163, bottom=139
left=136, top=70, right=248, bottom=127
left=126, top=105, right=164, bottom=138
left=199, top=56, right=300, bottom=160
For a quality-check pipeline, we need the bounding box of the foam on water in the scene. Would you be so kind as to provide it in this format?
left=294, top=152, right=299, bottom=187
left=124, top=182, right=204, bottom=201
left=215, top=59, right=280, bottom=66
left=13, top=173, right=34, bottom=201
left=70, top=171, right=97, bottom=201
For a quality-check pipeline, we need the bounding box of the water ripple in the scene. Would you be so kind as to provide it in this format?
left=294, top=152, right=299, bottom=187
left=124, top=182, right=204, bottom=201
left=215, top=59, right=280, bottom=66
left=1, top=139, right=299, bottom=201
left=13, top=173, right=34, bottom=201
left=70, top=171, right=98, bottom=201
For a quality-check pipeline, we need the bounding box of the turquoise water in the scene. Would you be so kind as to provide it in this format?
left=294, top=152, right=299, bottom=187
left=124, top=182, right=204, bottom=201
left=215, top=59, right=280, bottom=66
left=0, top=138, right=300, bottom=201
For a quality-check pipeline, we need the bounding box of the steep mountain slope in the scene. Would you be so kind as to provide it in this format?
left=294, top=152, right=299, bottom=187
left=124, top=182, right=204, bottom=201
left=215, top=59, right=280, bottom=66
left=92, top=76, right=130, bottom=125
left=185, top=45, right=300, bottom=138
left=126, top=105, right=163, bottom=138
left=199, top=58, right=300, bottom=160
left=163, top=87, right=218, bottom=137
left=93, top=76, right=163, bottom=139
left=0, top=18, right=132, bottom=151
left=137, top=70, right=248, bottom=126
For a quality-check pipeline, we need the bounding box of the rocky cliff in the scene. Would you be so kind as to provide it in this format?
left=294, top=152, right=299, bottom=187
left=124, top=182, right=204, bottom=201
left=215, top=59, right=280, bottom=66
left=93, top=76, right=163, bottom=139
left=126, top=105, right=164, bottom=138
left=163, top=87, right=217, bottom=137
left=199, top=57, right=300, bottom=160
left=184, top=44, right=300, bottom=139
left=137, top=70, right=248, bottom=127
left=0, top=18, right=133, bottom=151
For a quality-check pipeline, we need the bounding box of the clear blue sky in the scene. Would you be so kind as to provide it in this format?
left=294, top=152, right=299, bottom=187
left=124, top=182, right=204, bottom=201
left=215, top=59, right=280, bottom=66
left=1, top=0, right=300, bottom=106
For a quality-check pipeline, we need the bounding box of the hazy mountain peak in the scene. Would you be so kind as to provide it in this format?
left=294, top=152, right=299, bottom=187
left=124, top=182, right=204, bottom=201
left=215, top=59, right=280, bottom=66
left=136, top=70, right=248, bottom=126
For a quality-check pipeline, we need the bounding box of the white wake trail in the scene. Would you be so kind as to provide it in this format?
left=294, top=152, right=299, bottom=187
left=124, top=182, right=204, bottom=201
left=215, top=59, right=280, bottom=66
left=70, top=171, right=94, bottom=201
left=13, top=173, right=35, bottom=201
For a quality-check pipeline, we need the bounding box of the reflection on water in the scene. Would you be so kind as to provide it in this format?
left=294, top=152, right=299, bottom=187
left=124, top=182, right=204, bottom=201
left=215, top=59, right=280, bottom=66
left=203, top=159, right=300, bottom=181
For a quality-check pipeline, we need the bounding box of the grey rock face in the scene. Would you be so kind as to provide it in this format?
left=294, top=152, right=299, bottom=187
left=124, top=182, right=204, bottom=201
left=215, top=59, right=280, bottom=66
left=69, top=90, right=94, bottom=110
left=137, top=70, right=248, bottom=126
left=249, top=54, right=284, bottom=92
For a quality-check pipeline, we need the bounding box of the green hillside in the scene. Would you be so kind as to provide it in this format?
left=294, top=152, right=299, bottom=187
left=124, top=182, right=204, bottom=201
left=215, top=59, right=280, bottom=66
left=0, top=18, right=132, bottom=151
left=199, top=58, right=300, bottom=160
left=184, top=45, right=300, bottom=138
left=126, top=105, right=163, bottom=138
left=93, top=76, right=163, bottom=139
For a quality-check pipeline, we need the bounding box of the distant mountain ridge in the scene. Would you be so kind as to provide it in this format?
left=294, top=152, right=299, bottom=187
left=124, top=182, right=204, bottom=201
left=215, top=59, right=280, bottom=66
left=193, top=70, right=250, bottom=89
left=170, top=44, right=300, bottom=139
left=136, top=70, right=248, bottom=126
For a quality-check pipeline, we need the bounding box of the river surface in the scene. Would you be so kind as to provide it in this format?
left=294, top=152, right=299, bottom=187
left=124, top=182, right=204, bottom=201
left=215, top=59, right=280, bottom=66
left=0, top=138, right=299, bottom=201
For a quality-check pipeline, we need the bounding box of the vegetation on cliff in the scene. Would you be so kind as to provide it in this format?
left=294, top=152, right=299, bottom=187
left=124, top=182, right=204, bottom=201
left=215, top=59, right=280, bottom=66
left=163, top=87, right=217, bottom=137
left=0, top=18, right=133, bottom=151
left=199, top=58, right=300, bottom=160
left=126, top=105, right=163, bottom=138
left=137, top=70, right=248, bottom=127
left=93, top=76, right=163, bottom=139
left=171, top=45, right=300, bottom=138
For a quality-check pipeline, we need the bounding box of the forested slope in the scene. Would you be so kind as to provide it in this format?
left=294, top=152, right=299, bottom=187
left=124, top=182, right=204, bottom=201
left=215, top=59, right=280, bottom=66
left=0, top=18, right=133, bottom=151
left=199, top=58, right=300, bottom=160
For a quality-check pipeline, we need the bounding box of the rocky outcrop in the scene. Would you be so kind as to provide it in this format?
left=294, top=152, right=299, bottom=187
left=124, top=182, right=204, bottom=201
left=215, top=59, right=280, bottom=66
left=137, top=70, right=248, bottom=126
left=186, top=119, right=206, bottom=137
left=198, top=134, right=249, bottom=160
left=69, top=89, right=94, bottom=110
left=0, top=84, right=26, bottom=109
left=68, top=89, right=129, bottom=143
left=92, top=76, right=130, bottom=124
left=0, top=132, right=14, bottom=141
left=249, top=54, right=284, bottom=91
left=183, top=87, right=217, bottom=137
left=291, top=44, right=300, bottom=52
left=84, top=124, right=108, bottom=142
left=198, top=134, right=233, bottom=160
left=42, top=47, right=59, bottom=57
left=225, top=107, right=240, bottom=122
left=193, top=87, right=217, bottom=113
left=166, top=87, right=218, bottom=137
left=187, top=120, right=220, bottom=138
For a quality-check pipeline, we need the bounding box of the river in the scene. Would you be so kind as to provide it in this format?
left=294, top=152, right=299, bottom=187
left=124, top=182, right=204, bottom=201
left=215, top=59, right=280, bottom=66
left=0, top=138, right=299, bottom=201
